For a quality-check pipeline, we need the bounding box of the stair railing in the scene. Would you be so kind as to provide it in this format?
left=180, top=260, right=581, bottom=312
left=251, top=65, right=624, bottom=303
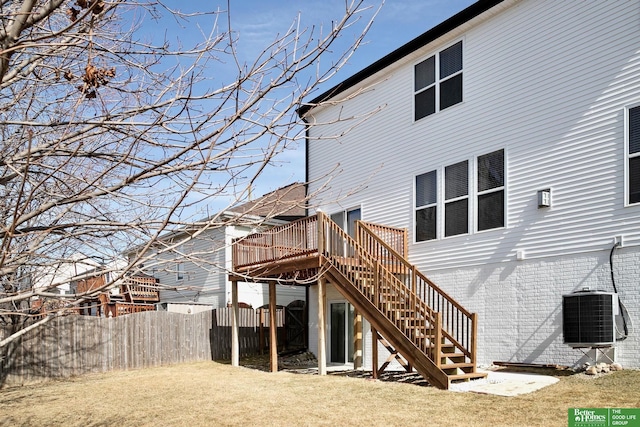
left=319, top=213, right=441, bottom=363
left=357, top=221, right=477, bottom=363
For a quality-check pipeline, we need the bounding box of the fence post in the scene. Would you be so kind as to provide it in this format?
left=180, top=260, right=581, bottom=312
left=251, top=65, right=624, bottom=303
left=231, top=281, right=239, bottom=367
left=269, top=282, right=278, bottom=372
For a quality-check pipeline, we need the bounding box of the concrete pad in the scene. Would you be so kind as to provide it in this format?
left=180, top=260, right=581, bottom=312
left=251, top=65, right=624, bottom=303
left=450, top=370, right=559, bottom=396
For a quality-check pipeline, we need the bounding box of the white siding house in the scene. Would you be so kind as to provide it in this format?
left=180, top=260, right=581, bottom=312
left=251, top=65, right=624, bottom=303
left=130, top=184, right=308, bottom=311
left=302, top=0, right=640, bottom=368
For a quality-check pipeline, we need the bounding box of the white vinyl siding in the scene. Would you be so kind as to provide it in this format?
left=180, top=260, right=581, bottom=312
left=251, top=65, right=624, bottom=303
left=307, top=0, right=640, bottom=270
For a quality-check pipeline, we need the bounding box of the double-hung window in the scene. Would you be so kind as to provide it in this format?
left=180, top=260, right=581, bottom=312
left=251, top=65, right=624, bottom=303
left=627, top=106, right=640, bottom=205
left=414, top=40, right=463, bottom=121
left=477, top=149, right=505, bottom=230
left=444, top=160, right=469, bottom=237
left=414, top=149, right=505, bottom=242
left=415, top=171, right=437, bottom=241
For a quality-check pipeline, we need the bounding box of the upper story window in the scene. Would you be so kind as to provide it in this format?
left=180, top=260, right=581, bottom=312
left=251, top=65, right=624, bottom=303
left=414, top=149, right=505, bottom=243
left=414, top=40, right=463, bottom=121
left=477, top=149, right=505, bottom=230
left=626, top=105, right=640, bottom=205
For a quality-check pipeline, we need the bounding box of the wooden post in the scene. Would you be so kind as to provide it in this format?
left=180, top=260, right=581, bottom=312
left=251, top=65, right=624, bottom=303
left=269, top=281, right=278, bottom=372
left=371, top=326, right=378, bottom=379
left=259, top=308, right=265, bottom=354
left=231, top=280, right=239, bottom=367
left=317, top=211, right=325, bottom=255
left=471, top=312, right=478, bottom=372
left=353, top=310, right=362, bottom=370
left=317, top=278, right=327, bottom=376
left=434, top=312, right=442, bottom=368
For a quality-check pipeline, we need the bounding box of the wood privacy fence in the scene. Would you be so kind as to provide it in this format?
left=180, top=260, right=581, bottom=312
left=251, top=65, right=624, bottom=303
left=0, top=307, right=279, bottom=387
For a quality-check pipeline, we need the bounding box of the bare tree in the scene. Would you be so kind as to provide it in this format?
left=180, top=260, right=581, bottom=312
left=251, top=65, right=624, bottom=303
left=0, top=0, right=378, bottom=345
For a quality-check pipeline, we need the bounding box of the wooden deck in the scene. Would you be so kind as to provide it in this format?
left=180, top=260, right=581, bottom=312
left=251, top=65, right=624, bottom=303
left=230, top=213, right=485, bottom=389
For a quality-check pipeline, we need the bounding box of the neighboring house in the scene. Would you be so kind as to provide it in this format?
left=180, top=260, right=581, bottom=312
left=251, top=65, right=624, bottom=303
left=231, top=0, right=640, bottom=388
left=31, top=252, right=101, bottom=296
left=31, top=256, right=157, bottom=317
left=129, top=183, right=307, bottom=311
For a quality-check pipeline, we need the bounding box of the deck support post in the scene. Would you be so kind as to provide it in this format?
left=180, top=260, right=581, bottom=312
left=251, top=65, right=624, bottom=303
left=231, top=280, right=239, bottom=367
left=353, top=310, right=363, bottom=370
left=317, top=277, right=327, bottom=376
left=269, top=281, right=278, bottom=372
left=371, top=326, right=379, bottom=379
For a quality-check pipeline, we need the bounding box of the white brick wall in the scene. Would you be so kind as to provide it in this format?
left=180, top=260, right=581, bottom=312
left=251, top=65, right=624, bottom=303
left=427, top=246, right=640, bottom=368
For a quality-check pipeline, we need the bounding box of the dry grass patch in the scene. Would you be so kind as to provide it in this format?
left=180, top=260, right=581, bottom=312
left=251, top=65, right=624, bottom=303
left=0, top=362, right=639, bottom=426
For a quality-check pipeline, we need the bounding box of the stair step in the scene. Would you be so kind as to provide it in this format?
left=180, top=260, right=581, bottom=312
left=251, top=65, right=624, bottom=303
left=440, top=352, right=467, bottom=361
left=448, top=372, right=488, bottom=383
left=441, top=362, right=474, bottom=370
left=441, top=355, right=467, bottom=364
left=440, top=351, right=465, bottom=359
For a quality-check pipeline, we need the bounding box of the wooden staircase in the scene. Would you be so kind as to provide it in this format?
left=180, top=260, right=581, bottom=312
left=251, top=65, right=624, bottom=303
left=319, top=216, right=486, bottom=389
left=231, top=212, right=485, bottom=389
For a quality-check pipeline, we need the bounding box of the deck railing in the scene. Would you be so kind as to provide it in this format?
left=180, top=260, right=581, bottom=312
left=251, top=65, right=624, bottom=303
left=357, top=221, right=477, bottom=362
left=121, top=277, right=160, bottom=302
left=232, top=216, right=318, bottom=268
left=231, top=212, right=477, bottom=366
left=115, top=302, right=156, bottom=316
left=358, top=221, right=408, bottom=258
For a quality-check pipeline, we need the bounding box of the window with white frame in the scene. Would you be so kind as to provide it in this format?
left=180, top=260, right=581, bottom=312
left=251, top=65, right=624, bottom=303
left=176, top=262, right=184, bottom=281
left=415, top=170, right=437, bottom=241
left=414, top=149, right=505, bottom=242
left=477, top=149, right=505, bottom=231
left=414, top=40, right=463, bottom=121
left=445, top=160, right=469, bottom=237
left=627, top=106, right=640, bottom=205
left=330, top=207, right=361, bottom=256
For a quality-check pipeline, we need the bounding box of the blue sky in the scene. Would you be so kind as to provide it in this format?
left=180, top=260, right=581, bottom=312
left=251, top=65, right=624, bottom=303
left=154, top=0, right=476, bottom=208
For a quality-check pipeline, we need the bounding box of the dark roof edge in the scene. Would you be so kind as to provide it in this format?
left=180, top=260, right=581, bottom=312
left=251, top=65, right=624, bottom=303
left=297, top=0, right=504, bottom=117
